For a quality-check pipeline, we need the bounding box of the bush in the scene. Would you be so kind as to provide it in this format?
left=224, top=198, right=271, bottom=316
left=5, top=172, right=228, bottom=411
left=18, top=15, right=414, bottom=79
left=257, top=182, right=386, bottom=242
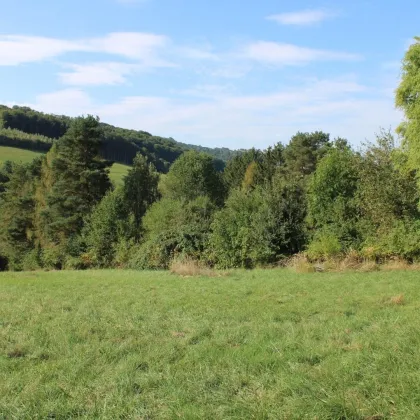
left=129, top=196, right=216, bottom=269
left=21, top=248, right=42, bottom=271
left=83, top=188, right=132, bottom=268
left=307, top=232, right=343, bottom=261
left=208, top=176, right=307, bottom=269
left=160, top=151, right=225, bottom=205
left=373, top=219, right=420, bottom=262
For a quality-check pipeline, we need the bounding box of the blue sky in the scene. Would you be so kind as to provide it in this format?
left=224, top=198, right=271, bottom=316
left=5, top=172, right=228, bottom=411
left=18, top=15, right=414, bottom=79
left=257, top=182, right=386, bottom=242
left=0, top=0, right=418, bottom=149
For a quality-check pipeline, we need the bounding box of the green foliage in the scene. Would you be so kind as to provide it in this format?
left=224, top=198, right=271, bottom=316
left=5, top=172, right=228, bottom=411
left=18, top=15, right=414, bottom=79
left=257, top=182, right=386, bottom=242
left=122, top=153, right=160, bottom=240
left=223, top=148, right=263, bottom=191
left=0, top=104, right=238, bottom=172
left=355, top=131, right=420, bottom=238
left=283, top=131, right=331, bottom=177
left=83, top=188, right=132, bottom=268
left=0, top=128, right=52, bottom=153
left=208, top=189, right=267, bottom=268
left=0, top=159, right=42, bottom=270
left=130, top=196, right=216, bottom=269
left=307, top=144, right=361, bottom=250
left=396, top=37, right=420, bottom=178
left=307, top=231, right=343, bottom=260
left=161, top=151, right=225, bottom=204
left=0, top=106, right=70, bottom=138
left=209, top=176, right=306, bottom=268
left=371, top=219, right=420, bottom=261
left=39, top=116, right=112, bottom=267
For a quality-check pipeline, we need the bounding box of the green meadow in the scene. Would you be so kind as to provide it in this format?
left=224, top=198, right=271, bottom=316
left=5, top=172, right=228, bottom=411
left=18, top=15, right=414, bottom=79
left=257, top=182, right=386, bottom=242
left=0, top=146, right=130, bottom=185
left=1, top=269, right=420, bottom=419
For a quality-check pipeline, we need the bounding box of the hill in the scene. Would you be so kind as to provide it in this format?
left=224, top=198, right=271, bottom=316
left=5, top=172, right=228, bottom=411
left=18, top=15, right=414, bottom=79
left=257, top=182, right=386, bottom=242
left=0, top=105, right=243, bottom=172
left=0, top=146, right=129, bottom=185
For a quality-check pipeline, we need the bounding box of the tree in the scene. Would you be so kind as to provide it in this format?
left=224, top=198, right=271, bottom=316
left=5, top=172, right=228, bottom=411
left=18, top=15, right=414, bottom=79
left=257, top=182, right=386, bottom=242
left=122, top=153, right=160, bottom=241
left=83, top=188, right=132, bottom=267
left=0, top=161, right=13, bottom=195
left=40, top=116, right=112, bottom=266
left=355, top=130, right=420, bottom=239
left=209, top=174, right=306, bottom=269
left=161, top=150, right=225, bottom=204
left=223, top=148, right=263, bottom=191
left=307, top=144, right=361, bottom=252
left=0, top=159, right=42, bottom=270
left=396, top=37, right=420, bottom=177
left=283, top=131, right=331, bottom=177
left=130, top=196, right=216, bottom=269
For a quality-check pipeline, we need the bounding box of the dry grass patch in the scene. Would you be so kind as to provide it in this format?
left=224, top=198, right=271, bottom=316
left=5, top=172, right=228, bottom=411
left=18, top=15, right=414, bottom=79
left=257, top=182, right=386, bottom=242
left=169, top=258, right=227, bottom=277
left=382, top=258, right=412, bottom=272
left=389, top=294, right=405, bottom=306
left=286, top=254, right=316, bottom=273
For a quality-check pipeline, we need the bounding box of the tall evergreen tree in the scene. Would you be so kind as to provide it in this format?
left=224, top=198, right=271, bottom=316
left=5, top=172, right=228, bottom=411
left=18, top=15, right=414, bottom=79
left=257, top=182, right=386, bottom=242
left=40, top=116, right=112, bottom=264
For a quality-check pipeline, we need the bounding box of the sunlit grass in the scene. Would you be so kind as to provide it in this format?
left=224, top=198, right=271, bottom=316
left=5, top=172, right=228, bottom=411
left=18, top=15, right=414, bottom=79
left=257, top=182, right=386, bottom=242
left=1, top=269, right=420, bottom=418
left=0, top=146, right=41, bottom=164
left=0, top=146, right=130, bottom=185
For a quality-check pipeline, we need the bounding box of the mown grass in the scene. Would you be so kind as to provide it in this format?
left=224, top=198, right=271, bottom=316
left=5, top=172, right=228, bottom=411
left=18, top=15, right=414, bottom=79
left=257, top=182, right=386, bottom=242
left=1, top=269, right=420, bottom=419
left=108, top=162, right=130, bottom=185
left=0, top=146, right=42, bottom=164
left=0, top=146, right=130, bottom=185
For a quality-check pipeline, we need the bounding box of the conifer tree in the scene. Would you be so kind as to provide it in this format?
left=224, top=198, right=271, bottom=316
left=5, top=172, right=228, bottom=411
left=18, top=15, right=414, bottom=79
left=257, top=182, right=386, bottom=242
left=40, top=116, right=112, bottom=264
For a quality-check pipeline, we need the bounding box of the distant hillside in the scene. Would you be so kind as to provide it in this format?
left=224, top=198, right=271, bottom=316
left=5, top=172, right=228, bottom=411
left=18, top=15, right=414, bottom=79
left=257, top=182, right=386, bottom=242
left=0, top=105, right=243, bottom=172
left=0, top=145, right=130, bottom=185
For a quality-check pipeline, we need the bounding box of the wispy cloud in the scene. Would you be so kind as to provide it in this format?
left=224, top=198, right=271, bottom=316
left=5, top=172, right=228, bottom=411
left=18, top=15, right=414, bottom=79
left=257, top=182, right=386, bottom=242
left=243, top=42, right=361, bottom=66
left=0, top=32, right=170, bottom=66
left=267, top=9, right=336, bottom=26
left=24, top=76, right=398, bottom=149
left=59, top=62, right=140, bottom=86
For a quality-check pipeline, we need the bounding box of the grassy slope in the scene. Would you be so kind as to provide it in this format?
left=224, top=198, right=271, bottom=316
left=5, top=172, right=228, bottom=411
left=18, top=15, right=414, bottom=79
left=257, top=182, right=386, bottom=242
left=1, top=269, right=420, bottom=419
left=0, top=146, right=130, bottom=185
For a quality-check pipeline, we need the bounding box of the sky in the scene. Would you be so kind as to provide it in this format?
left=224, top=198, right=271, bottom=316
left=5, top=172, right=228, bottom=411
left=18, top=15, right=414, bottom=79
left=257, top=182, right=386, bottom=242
left=0, top=0, right=418, bottom=150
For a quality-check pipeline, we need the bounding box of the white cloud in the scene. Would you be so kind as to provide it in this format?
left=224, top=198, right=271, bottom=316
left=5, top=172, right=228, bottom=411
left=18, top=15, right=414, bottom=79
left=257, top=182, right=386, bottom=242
left=24, top=76, right=399, bottom=149
left=34, top=89, right=93, bottom=116
left=59, top=62, right=140, bottom=86
left=85, top=32, right=169, bottom=61
left=0, top=32, right=170, bottom=66
left=267, top=9, right=335, bottom=26
left=243, top=42, right=361, bottom=66
left=0, top=36, right=77, bottom=66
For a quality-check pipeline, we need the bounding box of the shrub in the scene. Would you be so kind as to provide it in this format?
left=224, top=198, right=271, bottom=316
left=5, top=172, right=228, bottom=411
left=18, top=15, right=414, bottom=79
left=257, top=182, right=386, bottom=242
left=208, top=176, right=306, bottom=269
left=129, top=196, right=216, bottom=269
left=83, top=188, right=132, bottom=268
left=307, top=232, right=343, bottom=261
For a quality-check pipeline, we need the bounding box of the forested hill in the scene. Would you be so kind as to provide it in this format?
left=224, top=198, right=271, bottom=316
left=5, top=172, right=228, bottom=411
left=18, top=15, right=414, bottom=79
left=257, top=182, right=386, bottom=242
left=0, top=105, right=243, bottom=172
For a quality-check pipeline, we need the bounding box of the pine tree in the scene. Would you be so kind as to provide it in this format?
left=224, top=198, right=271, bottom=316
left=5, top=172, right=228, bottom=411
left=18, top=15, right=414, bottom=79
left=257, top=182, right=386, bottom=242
left=40, top=116, right=112, bottom=265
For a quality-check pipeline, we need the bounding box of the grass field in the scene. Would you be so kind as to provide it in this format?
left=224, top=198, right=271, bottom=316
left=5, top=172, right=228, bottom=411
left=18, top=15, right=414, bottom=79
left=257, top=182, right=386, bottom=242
left=0, top=146, right=130, bottom=185
left=1, top=269, right=420, bottom=419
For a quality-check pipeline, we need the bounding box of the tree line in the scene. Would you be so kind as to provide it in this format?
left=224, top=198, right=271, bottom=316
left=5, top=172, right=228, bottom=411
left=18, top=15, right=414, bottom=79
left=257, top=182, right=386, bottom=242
left=0, top=38, right=419, bottom=272
left=0, top=106, right=237, bottom=171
